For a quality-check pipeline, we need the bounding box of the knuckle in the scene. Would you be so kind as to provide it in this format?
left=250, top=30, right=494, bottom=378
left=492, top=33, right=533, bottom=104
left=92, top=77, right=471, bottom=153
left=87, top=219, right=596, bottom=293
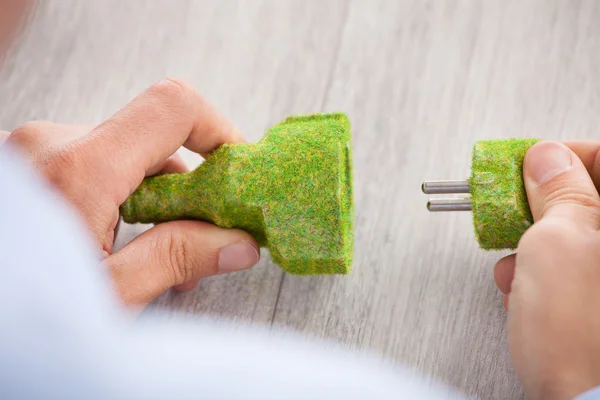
left=541, top=186, right=600, bottom=219
left=148, top=78, right=191, bottom=105
left=159, top=226, right=192, bottom=286
left=7, top=121, right=49, bottom=149
left=164, top=77, right=195, bottom=94
left=545, top=185, right=600, bottom=208
left=13, top=121, right=49, bottom=136
left=145, top=78, right=197, bottom=123
left=153, top=223, right=221, bottom=286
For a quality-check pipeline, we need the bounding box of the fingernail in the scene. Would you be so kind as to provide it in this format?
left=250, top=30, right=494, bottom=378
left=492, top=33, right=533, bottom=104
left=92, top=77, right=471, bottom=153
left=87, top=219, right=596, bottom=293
left=219, top=241, right=259, bottom=272
left=527, top=141, right=572, bottom=184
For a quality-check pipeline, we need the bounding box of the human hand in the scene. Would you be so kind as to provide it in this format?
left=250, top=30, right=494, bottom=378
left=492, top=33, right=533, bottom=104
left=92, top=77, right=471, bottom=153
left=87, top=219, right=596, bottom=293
left=1, top=79, right=260, bottom=309
left=494, top=140, right=600, bottom=399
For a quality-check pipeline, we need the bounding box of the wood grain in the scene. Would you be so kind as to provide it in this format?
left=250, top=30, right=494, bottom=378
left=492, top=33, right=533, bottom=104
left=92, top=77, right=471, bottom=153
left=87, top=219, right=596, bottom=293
left=2, top=1, right=600, bottom=398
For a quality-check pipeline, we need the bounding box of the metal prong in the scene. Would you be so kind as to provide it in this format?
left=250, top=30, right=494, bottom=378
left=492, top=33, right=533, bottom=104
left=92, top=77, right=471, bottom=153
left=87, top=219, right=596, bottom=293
left=427, top=198, right=472, bottom=212
left=422, top=180, right=470, bottom=195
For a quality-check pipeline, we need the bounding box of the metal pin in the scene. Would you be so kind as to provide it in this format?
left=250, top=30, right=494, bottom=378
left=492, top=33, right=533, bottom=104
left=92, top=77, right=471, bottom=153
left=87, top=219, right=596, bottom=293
left=427, top=198, right=472, bottom=212
left=421, top=180, right=470, bottom=195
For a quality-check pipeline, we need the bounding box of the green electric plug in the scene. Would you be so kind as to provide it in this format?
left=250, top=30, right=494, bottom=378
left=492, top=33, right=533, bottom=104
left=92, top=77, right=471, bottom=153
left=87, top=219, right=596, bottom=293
left=422, top=138, right=540, bottom=249
left=120, top=113, right=354, bottom=275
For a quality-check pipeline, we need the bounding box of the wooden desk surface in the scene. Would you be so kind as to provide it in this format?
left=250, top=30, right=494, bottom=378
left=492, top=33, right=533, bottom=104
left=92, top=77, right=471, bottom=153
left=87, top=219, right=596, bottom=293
left=3, top=1, right=600, bottom=398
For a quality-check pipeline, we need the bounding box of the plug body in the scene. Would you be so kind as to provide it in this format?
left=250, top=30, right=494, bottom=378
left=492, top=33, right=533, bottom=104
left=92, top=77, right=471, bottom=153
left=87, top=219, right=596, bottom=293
left=469, top=139, right=539, bottom=249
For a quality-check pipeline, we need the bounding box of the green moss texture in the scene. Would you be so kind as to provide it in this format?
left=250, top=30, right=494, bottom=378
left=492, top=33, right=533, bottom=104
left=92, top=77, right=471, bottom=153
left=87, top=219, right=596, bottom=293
left=120, top=112, right=354, bottom=275
left=469, top=138, right=539, bottom=249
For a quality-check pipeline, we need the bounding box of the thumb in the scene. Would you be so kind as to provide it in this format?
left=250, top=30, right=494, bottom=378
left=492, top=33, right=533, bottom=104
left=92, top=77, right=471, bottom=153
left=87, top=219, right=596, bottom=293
left=523, top=141, right=600, bottom=227
left=105, top=221, right=260, bottom=307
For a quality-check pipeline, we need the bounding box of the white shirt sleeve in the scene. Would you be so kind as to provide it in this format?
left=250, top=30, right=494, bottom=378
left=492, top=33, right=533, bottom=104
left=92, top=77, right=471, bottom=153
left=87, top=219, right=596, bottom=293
left=0, top=145, right=467, bottom=400
left=575, top=387, right=600, bottom=400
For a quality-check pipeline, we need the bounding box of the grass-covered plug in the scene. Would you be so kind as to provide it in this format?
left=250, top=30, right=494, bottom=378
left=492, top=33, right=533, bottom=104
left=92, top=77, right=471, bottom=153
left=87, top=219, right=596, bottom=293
left=469, top=138, right=540, bottom=249
left=120, top=113, right=354, bottom=275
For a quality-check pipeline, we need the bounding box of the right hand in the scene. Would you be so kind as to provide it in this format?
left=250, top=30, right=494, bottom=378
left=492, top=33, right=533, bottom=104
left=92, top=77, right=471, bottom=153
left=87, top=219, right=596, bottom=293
left=494, top=141, right=600, bottom=399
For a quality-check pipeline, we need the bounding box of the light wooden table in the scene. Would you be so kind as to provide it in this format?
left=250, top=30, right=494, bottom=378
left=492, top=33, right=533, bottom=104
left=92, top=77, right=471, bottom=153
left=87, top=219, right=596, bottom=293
left=2, top=1, right=600, bottom=398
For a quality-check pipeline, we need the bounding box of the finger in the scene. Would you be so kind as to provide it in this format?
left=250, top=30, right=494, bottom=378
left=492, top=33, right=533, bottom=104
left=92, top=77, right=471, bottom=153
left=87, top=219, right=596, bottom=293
left=523, top=141, right=600, bottom=227
left=74, top=78, right=245, bottom=203
left=503, top=294, right=509, bottom=311
left=494, top=254, right=516, bottom=294
left=105, top=220, right=259, bottom=307
left=173, top=279, right=201, bottom=293
left=0, top=130, right=9, bottom=145
left=563, top=141, right=600, bottom=189
left=146, top=152, right=189, bottom=176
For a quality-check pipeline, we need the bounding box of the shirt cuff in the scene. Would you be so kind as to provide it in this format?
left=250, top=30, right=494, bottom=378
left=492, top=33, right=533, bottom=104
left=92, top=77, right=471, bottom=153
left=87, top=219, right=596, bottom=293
left=576, top=386, right=600, bottom=400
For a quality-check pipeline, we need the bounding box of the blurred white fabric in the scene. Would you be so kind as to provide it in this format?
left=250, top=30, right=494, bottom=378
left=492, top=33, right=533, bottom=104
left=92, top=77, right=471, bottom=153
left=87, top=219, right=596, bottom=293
left=0, top=145, right=466, bottom=399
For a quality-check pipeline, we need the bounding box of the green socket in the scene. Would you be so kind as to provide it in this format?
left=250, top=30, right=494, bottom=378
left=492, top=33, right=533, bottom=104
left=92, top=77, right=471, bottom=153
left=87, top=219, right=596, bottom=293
left=120, top=113, right=354, bottom=275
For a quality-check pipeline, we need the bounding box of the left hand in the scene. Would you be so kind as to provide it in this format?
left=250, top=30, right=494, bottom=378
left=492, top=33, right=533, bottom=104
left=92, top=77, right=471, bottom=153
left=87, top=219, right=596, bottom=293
left=1, top=78, right=261, bottom=309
